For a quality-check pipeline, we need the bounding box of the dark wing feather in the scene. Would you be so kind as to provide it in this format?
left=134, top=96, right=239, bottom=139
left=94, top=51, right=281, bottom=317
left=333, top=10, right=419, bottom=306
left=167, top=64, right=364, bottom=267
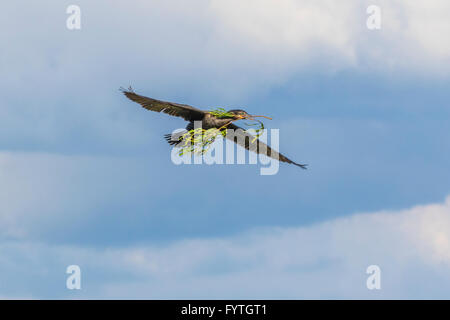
left=121, top=87, right=205, bottom=121
left=225, top=123, right=307, bottom=169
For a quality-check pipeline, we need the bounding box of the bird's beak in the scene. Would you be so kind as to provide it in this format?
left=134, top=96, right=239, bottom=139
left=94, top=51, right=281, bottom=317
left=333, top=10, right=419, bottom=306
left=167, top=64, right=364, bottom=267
left=248, top=114, right=272, bottom=120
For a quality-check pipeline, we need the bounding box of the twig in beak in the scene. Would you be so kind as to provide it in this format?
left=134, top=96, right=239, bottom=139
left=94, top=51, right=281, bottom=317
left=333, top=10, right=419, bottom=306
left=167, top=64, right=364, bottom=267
left=248, top=115, right=272, bottom=120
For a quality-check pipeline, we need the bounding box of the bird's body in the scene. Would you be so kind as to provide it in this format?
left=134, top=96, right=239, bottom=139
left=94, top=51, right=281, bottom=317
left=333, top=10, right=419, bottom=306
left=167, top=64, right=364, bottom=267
left=201, top=112, right=235, bottom=129
left=121, top=87, right=307, bottom=169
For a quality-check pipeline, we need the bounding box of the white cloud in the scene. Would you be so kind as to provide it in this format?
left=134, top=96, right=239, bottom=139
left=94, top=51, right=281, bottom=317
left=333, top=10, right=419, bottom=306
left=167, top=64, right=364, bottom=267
left=210, top=0, right=359, bottom=67
left=1, top=195, right=449, bottom=298
left=209, top=0, right=450, bottom=75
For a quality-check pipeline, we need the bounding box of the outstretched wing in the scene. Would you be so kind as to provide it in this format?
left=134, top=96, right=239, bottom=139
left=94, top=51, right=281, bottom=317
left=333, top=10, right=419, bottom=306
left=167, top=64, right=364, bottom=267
left=121, top=87, right=206, bottom=121
left=224, top=123, right=307, bottom=169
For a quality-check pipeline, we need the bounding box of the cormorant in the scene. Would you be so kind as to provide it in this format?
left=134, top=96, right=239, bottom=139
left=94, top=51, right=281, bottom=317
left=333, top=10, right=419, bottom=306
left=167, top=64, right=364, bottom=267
left=121, top=87, right=307, bottom=169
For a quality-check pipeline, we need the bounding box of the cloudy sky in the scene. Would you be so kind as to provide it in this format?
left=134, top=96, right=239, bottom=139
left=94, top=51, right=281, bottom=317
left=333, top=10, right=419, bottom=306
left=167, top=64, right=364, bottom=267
left=1, top=0, right=450, bottom=299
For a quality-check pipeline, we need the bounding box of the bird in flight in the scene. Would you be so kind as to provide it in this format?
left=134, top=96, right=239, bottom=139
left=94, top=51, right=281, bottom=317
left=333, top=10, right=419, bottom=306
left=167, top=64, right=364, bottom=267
left=121, top=87, right=307, bottom=169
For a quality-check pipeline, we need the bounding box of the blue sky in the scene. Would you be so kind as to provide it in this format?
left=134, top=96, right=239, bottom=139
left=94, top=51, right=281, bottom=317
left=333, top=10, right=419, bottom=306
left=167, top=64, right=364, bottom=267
left=1, top=0, right=450, bottom=298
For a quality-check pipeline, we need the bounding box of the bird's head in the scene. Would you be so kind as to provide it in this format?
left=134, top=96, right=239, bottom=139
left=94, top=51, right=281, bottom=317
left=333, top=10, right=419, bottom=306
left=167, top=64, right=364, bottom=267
left=228, top=109, right=250, bottom=120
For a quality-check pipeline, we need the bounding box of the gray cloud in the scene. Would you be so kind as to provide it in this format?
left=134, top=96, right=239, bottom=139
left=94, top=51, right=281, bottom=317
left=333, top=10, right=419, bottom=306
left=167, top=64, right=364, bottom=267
left=1, top=196, right=449, bottom=298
